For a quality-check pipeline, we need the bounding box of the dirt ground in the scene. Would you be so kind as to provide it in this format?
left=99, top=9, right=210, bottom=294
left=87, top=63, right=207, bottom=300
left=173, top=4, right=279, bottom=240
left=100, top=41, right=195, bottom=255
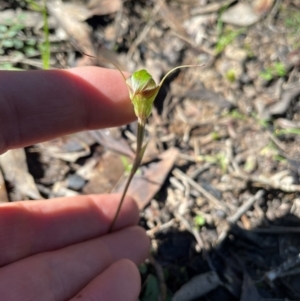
left=1, top=0, right=300, bottom=300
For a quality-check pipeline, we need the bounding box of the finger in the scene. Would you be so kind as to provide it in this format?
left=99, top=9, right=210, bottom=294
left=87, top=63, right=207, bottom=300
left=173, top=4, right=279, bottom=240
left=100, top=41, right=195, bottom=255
left=101, top=225, right=150, bottom=266
left=100, top=226, right=151, bottom=265
left=0, top=67, right=135, bottom=154
left=0, top=227, right=149, bottom=301
left=0, top=194, right=139, bottom=266
left=69, top=259, right=141, bottom=301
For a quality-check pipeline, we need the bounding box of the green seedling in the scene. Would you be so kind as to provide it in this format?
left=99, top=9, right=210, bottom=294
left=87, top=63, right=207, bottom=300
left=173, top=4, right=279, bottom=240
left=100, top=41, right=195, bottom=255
left=260, top=61, right=287, bottom=81
left=231, top=110, right=246, bottom=120
left=284, top=8, right=300, bottom=49
left=0, top=0, right=50, bottom=69
left=260, top=142, right=279, bottom=157
left=25, top=0, right=50, bottom=69
left=216, top=2, right=234, bottom=39
left=41, top=0, right=50, bottom=69
left=215, top=28, right=245, bottom=54
left=250, top=112, right=270, bottom=128
left=194, top=215, right=206, bottom=228
left=273, top=155, right=287, bottom=163
left=219, top=153, right=228, bottom=173
left=244, top=156, right=256, bottom=173
left=224, top=109, right=247, bottom=120
left=0, top=62, right=21, bottom=70
left=120, top=155, right=142, bottom=176
left=284, top=7, right=300, bottom=34
left=0, top=24, right=25, bottom=55
left=211, top=131, right=220, bottom=140
left=196, top=153, right=228, bottom=173
left=275, top=128, right=300, bottom=136
left=225, top=69, right=236, bottom=82
left=120, top=156, right=133, bottom=175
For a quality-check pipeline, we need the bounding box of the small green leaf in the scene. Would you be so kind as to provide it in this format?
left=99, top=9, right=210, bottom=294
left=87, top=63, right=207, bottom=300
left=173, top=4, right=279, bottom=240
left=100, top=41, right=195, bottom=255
left=244, top=156, right=256, bottom=173
left=120, top=156, right=133, bottom=175
left=273, top=62, right=286, bottom=77
left=215, top=28, right=245, bottom=54
left=276, top=128, right=300, bottom=136
left=7, top=24, right=25, bottom=38
left=0, top=62, right=14, bottom=70
left=225, top=69, right=236, bottom=82
left=0, top=25, right=8, bottom=33
left=194, top=215, right=206, bottom=227
left=2, top=39, right=14, bottom=48
left=211, top=132, right=220, bottom=140
left=141, top=274, right=160, bottom=301
left=24, top=46, right=38, bottom=56
left=13, top=39, right=24, bottom=49
left=260, top=69, right=273, bottom=81
left=26, top=38, right=37, bottom=46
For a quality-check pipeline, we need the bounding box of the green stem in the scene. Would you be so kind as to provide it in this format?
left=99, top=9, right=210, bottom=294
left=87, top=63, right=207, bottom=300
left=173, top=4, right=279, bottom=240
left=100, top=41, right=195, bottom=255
left=108, top=121, right=145, bottom=232
left=42, top=0, right=50, bottom=69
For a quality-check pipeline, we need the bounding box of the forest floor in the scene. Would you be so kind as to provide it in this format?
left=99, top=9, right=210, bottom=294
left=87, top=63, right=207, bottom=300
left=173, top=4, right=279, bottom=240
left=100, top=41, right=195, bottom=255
left=1, top=0, right=300, bottom=300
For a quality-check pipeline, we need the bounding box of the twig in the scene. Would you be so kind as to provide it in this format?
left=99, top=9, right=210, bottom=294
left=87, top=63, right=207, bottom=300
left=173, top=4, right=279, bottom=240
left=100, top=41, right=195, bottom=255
left=173, top=168, right=229, bottom=212
left=217, top=190, right=264, bottom=245
left=146, top=219, right=175, bottom=237
left=230, top=147, right=300, bottom=192
left=233, top=171, right=300, bottom=192
left=127, top=0, right=163, bottom=59
left=174, top=212, right=205, bottom=251
left=227, top=190, right=265, bottom=224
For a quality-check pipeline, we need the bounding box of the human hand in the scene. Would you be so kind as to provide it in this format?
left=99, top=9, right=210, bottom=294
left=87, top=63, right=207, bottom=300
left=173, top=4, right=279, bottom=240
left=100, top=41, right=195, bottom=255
left=0, top=67, right=150, bottom=300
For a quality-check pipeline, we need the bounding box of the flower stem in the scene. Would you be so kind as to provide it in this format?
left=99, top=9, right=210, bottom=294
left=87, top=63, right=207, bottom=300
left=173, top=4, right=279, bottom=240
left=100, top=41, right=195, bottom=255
left=108, top=121, right=146, bottom=232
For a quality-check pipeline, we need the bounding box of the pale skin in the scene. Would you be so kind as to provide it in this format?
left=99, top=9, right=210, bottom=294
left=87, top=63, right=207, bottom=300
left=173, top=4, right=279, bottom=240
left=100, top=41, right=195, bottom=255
left=0, top=67, right=150, bottom=301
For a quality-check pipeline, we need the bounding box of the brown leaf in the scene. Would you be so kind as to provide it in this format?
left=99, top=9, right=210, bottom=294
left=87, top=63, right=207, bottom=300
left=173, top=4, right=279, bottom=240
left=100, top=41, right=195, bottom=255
left=88, top=0, right=122, bottom=16
left=83, top=150, right=129, bottom=194
left=113, top=148, right=179, bottom=209
left=253, top=0, right=274, bottom=15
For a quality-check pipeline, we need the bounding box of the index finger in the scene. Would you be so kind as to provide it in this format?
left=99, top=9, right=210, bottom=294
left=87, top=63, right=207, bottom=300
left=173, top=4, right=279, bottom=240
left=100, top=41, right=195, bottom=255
left=0, top=67, right=135, bottom=154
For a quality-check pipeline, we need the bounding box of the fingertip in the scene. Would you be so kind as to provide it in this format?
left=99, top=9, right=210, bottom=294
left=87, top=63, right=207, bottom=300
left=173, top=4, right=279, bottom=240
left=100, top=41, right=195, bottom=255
left=102, top=226, right=151, bottom=265
left=65, top=67, right=136, bottom=129
left=91, top=194, right=140, bottom=231
left=0, top=67, right=136, bottom=152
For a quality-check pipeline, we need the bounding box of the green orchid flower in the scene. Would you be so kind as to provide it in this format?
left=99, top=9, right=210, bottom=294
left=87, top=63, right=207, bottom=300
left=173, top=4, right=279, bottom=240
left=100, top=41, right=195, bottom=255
left=108, top=63, right=201, bottom=231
